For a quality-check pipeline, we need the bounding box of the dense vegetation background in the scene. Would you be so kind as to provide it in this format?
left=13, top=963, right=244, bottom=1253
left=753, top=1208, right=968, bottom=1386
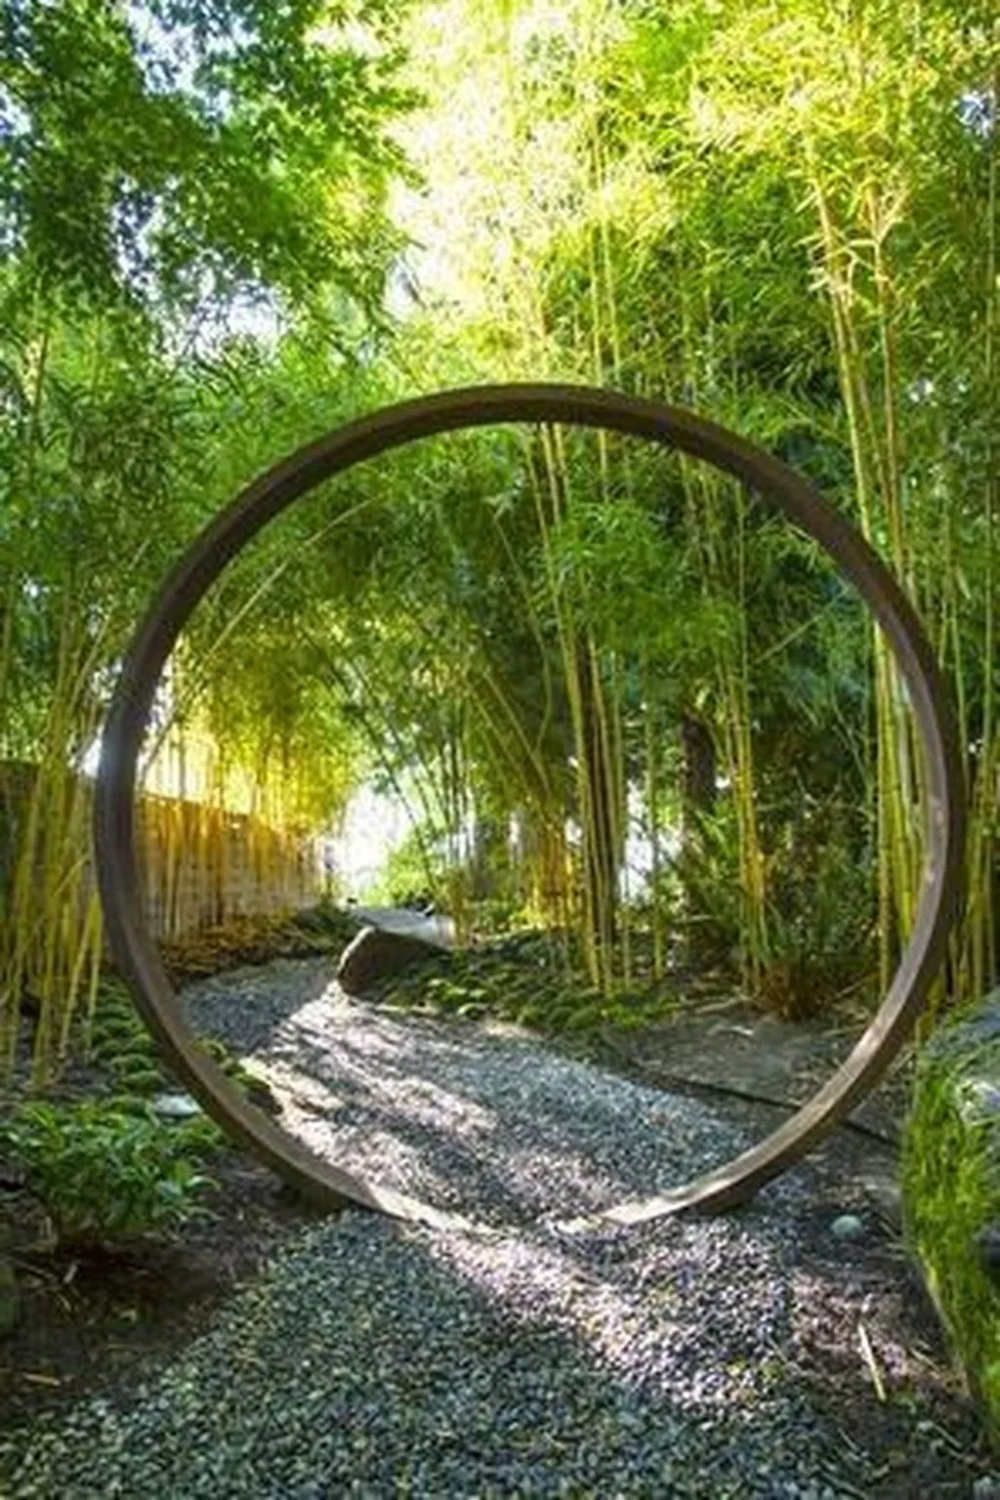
left=0, top=0, right=997, bottom=1085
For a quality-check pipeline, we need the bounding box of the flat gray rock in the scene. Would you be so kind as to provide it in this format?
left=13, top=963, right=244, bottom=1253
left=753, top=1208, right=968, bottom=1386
left=351, top=905, right=455, bottom=948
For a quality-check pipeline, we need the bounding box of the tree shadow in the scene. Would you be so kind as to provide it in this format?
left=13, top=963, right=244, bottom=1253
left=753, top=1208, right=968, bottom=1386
left=1, top=1187, right=982, bottom=1497
left=193, top=973, right=765, bottom=1230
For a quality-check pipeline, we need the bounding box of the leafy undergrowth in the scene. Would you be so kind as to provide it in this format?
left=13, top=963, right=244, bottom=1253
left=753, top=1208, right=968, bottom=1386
left=81, top=976, right=280, bottom=1119
left=1, top=903, right=361, bottom=1254
left=3, top=987, right=231, bottom=1253
left=0, top=1099, right=219, bottom=1251
left=364, top=930, right=689, bottom=1035
left=0, top=906, right=358, bottom=1425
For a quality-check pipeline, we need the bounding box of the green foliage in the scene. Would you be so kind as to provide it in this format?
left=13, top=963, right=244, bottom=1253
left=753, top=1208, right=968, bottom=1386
left=194, top=1034, right=277, bottom=1113
left=759, top=820, right=876, bottom=1020
left=667, top=790, right=875, bottom=1017
left=0, top=0, right=416, bottom=1077
left=362, top=822, right=446, bottom=909
left=0, top=0, right=415, bottom=312
left=2, top=0, right=998, bottom=1082
left=0, top=1098, right=218, bottom=1249
left=89, top=959, right=299, bottom=1113
left=669, top=814, right=744, bottom=972
left=88, top=978, right=254, bottom=1104
left=85, top=980, right=168, bottom=1096
left=82, top=965, right=281, bottom=1129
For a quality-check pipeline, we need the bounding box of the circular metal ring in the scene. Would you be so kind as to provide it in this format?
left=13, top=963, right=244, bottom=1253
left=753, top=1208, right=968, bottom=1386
left=94, top=385, right=965, bottom=1227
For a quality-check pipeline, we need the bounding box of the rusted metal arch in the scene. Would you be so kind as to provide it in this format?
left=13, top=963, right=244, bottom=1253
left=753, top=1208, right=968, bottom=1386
left=94, top=385, right=966, bottom=1228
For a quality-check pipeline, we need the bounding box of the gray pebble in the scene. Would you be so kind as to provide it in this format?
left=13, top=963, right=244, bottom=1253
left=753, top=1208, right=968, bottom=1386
left=150, top=1092, right=203, bottom=1120
left=830, top=1213, right=865, bottom=1242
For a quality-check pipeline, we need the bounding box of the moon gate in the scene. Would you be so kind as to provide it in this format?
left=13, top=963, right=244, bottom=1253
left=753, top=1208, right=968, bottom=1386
left=94, top=385, right=965, bottom=1227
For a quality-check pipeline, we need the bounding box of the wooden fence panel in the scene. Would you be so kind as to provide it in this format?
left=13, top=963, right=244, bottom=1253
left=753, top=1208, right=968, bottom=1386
left=0, top=761, right=322, bottom=944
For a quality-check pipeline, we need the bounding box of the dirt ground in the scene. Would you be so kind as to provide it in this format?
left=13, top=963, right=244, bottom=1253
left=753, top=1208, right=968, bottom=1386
left=1, top=1143, right=322, bottom=1433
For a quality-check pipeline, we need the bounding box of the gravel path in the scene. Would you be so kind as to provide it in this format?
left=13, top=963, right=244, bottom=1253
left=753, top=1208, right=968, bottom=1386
left=0, top=959, right=985, bottom=1497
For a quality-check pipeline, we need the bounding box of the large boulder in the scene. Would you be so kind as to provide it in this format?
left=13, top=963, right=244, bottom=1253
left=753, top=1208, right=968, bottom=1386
left=336, top=923, right=440, bottom=996
left=902, top=989, right=1000, bottom=1434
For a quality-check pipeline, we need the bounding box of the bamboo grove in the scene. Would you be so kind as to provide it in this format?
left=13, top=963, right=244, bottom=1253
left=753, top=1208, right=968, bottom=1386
left=0, top=0, right=996, bottom=1081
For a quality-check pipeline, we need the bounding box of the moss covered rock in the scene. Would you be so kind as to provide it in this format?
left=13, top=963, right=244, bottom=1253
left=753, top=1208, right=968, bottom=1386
left=902, top=991, right=1000, bottom=1432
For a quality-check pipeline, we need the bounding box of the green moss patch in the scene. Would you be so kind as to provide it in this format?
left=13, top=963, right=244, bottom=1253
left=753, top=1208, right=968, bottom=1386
left=902, top=992, right=1000, bottom=1435
left=363, top=930, right=683, bottom=1035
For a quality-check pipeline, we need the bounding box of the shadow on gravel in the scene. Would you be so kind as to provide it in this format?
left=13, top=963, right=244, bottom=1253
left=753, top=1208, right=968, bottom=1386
left=0, top=1199, right=987, bottom=1499
left=180, top=958, right=337, bottom=1054
left=166, top=966, right=992, bottom=1496
left=237, top=993, right=762, bottom=1228
left=4, top=960, right=989, bottom=1498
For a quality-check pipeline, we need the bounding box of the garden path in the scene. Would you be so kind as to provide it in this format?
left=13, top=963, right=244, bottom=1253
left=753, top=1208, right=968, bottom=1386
left=0, top=958, right=989, bottom=1497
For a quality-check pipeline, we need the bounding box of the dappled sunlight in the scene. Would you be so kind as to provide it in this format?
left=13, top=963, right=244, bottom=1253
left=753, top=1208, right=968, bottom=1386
left=189, top=963, right=759, bottom=1227
left=414, top=1210, right=794, bottom=1420
left=0, top=1197, right=883, bottom=1496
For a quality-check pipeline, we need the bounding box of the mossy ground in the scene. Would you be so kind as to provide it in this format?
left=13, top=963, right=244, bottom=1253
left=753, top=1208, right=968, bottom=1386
left=363, top=928, right=686, bottom=1035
